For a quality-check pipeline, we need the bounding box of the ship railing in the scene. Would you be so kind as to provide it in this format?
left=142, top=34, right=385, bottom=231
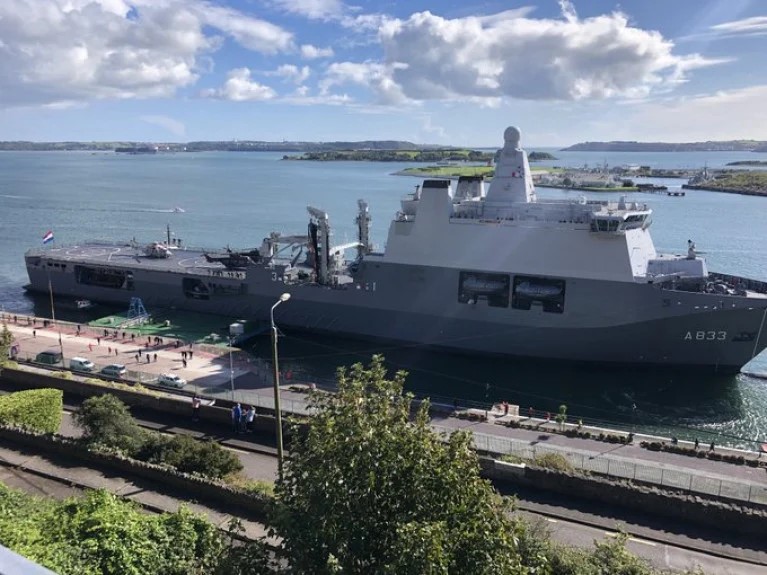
left=709, top=272, right=767, bottom=295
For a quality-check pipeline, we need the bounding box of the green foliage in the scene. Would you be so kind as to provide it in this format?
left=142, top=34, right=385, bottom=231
left=73, top=394, right=147, bottom=455
left=0, top=484, right=269, bottom=575
left=74, top=394, right=242, bottom=479
left=274, top=355, right=525, bottom=574
left=555, top=404, right=567, bottom=429
left=212, top=519, right=276, bottom=575
left=138, top=434, right=243, bottom=479
left=533, top=453, right=575, bottom=473
left=0, top=388, right=63, bottom=433
left=0, top=323, right=12, bottom=363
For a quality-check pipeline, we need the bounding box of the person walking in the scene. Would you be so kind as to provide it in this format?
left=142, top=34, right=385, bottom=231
left=96, top=337, right=101, bottom=346
left=135, top=353, right=139, bottom=363
left=232, top=403, right=242, bottom=433
left=192, top=395, right=202, bottom=422
left=153, top=353, right=157, bottom=362
left=182, top=358, right=187, bottom=368
left=32, top=329, right=36, bottom=338
left=245, top=405, right=256, bottom=432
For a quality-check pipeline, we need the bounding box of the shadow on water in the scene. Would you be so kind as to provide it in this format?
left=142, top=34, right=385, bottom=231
left=250, top=330, right=746, bottom=434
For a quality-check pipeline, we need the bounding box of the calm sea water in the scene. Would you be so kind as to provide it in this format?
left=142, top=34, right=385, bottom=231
left=1, top=149, right=766, bottom=446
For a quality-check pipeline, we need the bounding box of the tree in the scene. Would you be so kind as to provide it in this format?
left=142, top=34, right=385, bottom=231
left=0, top=322, right=13, bottom=364
left=273, top=355, right=525, bottom=574
left=73, top=394, right=146, bottom=455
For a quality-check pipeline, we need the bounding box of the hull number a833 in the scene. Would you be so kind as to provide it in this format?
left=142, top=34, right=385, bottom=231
left=684, top=331, right=727, bottom=341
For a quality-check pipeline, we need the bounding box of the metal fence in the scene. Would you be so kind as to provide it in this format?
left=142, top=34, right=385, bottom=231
left=432, top=423, right=767, bottom=507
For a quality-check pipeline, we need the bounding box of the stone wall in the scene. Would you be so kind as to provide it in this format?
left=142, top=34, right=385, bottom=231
left=481, top=458, right=767, bottom=538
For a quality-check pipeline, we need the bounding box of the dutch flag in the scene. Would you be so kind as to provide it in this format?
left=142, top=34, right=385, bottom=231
left=42, top=231, right=54, bottom=244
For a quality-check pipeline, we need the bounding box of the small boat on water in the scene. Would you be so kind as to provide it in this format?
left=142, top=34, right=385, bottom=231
left=173, top=207, right=185, bottom=213
left=76, top=299, right=93, bottom=309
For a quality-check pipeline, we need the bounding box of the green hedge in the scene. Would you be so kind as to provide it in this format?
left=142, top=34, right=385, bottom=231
left=0, top=388, right=63, bottom=433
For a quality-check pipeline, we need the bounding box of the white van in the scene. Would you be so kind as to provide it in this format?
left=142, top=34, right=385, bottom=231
left=69, top=357, right=95, bottom=372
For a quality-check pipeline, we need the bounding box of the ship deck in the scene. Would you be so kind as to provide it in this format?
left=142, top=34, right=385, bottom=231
left=29, top=243, right=227, bottom=274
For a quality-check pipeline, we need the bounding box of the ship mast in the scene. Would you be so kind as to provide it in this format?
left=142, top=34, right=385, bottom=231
left=356, top=199, right=371, bottom=259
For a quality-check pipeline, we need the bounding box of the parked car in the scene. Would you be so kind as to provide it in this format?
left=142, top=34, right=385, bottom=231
left=100, top=363, right=126, bottom=378
left=34, top=349, right=63, bottom=366
left=157, top=373, right=187, bottom=388
left=69, top=357, right=95, bottom=372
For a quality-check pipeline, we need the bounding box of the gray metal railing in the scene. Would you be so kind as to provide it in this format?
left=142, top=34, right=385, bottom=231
left=434, top=423, right=767, bottom=507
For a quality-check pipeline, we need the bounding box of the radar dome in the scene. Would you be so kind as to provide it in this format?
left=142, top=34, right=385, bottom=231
left=504, top=126, right=521, bottom=147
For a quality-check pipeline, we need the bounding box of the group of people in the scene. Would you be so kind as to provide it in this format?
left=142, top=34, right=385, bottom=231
left=231, top=403, right=257, bottom=433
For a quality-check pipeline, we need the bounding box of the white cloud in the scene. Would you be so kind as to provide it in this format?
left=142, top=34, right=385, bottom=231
left=300, top=44, right=335, bottom=59
left=366, top=8, right=720, bottom=104
left=320, top=61, right=408, bottom=105
left=201, top=68, right=277, bottom=101
left=710, top=15, right=767, bottom=36
left=622, top=85, right=767, bottom=141
left=271, top=0, right=347, bottom=20
left=196, top=3, right=294, bottom=53
left=269, top=65, right=311, bottom=84
left=0, top=0, right=293, bottom=108
left=140, top=115, right=186, bottom=137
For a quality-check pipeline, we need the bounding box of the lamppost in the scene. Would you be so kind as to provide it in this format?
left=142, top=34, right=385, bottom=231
left=229, top=322, right=244, bottom=402
left=271, top=292, right=291, bottom=477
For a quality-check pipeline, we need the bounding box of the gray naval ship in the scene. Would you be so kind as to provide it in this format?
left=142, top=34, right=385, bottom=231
left=24, top=126, right=767, bottom=373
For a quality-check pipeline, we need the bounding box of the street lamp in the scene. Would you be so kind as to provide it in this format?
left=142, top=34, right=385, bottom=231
left=270, top=292, right=291, bottom=477
left=228, top=322, right=244, bottom=401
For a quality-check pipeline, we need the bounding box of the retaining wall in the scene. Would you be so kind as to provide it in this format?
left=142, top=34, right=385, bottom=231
left=0, top=425, right=269, bottom=520
left=481, top=459, right=767, bottom=538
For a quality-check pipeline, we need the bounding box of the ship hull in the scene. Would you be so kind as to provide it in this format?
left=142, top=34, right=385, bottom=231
left=25, top=251, right=767, bottom=373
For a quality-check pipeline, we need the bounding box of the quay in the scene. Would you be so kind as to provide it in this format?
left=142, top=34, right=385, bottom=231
left=2, top=313, right=767, bottom=510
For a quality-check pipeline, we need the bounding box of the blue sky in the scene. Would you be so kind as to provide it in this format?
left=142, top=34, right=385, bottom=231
left=1, top=0, right=766, bottom=146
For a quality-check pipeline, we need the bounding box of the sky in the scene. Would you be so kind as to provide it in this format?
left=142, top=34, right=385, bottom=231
left=0, top=0, right=766, bottom=146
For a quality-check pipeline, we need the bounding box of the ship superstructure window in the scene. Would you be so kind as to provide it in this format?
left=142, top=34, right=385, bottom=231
left=511, top=275, right=566, bottom=313
left=458, top=271, right=510, bottom=307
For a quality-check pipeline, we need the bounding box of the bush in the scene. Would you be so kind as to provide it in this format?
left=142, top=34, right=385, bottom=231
left=0, top=388, right=63, bottom=433
left=138, top=434, right=243, bottom=479
left=0, top=484, right=265, bottom=575
left=73, top=394, right=146, bottom=455
left=534, top=452, right=574, bottom=473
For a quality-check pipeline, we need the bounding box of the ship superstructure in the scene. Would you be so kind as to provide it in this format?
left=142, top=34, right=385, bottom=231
left=24, top=126, right=767, bottom=372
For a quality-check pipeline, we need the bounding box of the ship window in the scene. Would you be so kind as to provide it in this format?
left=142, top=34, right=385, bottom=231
left=512, top=275, right=566, bottom=314
left=457, top=271, right=510, bottom=308
left=608, top=220, right=619, bottom=232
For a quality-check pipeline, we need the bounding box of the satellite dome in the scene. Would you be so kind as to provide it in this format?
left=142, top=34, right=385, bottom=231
left=504, top=126, right=521, bottom=147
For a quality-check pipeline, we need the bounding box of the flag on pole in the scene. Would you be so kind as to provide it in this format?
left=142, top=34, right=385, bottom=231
left=42, top=231, right=54, bottom=244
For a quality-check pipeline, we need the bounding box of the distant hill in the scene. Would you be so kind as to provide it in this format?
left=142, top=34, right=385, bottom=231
left=561, top=140, right=767, bottom=152
left=0, top=140, right=452, bottom=152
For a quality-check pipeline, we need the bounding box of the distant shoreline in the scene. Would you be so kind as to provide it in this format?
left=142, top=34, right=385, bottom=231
left=562, top=141, right=767, bottom=153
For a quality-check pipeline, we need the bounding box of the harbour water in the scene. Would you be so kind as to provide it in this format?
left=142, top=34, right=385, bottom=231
left=1, top=148, right=766, bottom=446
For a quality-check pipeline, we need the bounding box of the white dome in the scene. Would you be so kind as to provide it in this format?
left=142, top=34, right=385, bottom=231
left=504, top=126, right=521, bottom=147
